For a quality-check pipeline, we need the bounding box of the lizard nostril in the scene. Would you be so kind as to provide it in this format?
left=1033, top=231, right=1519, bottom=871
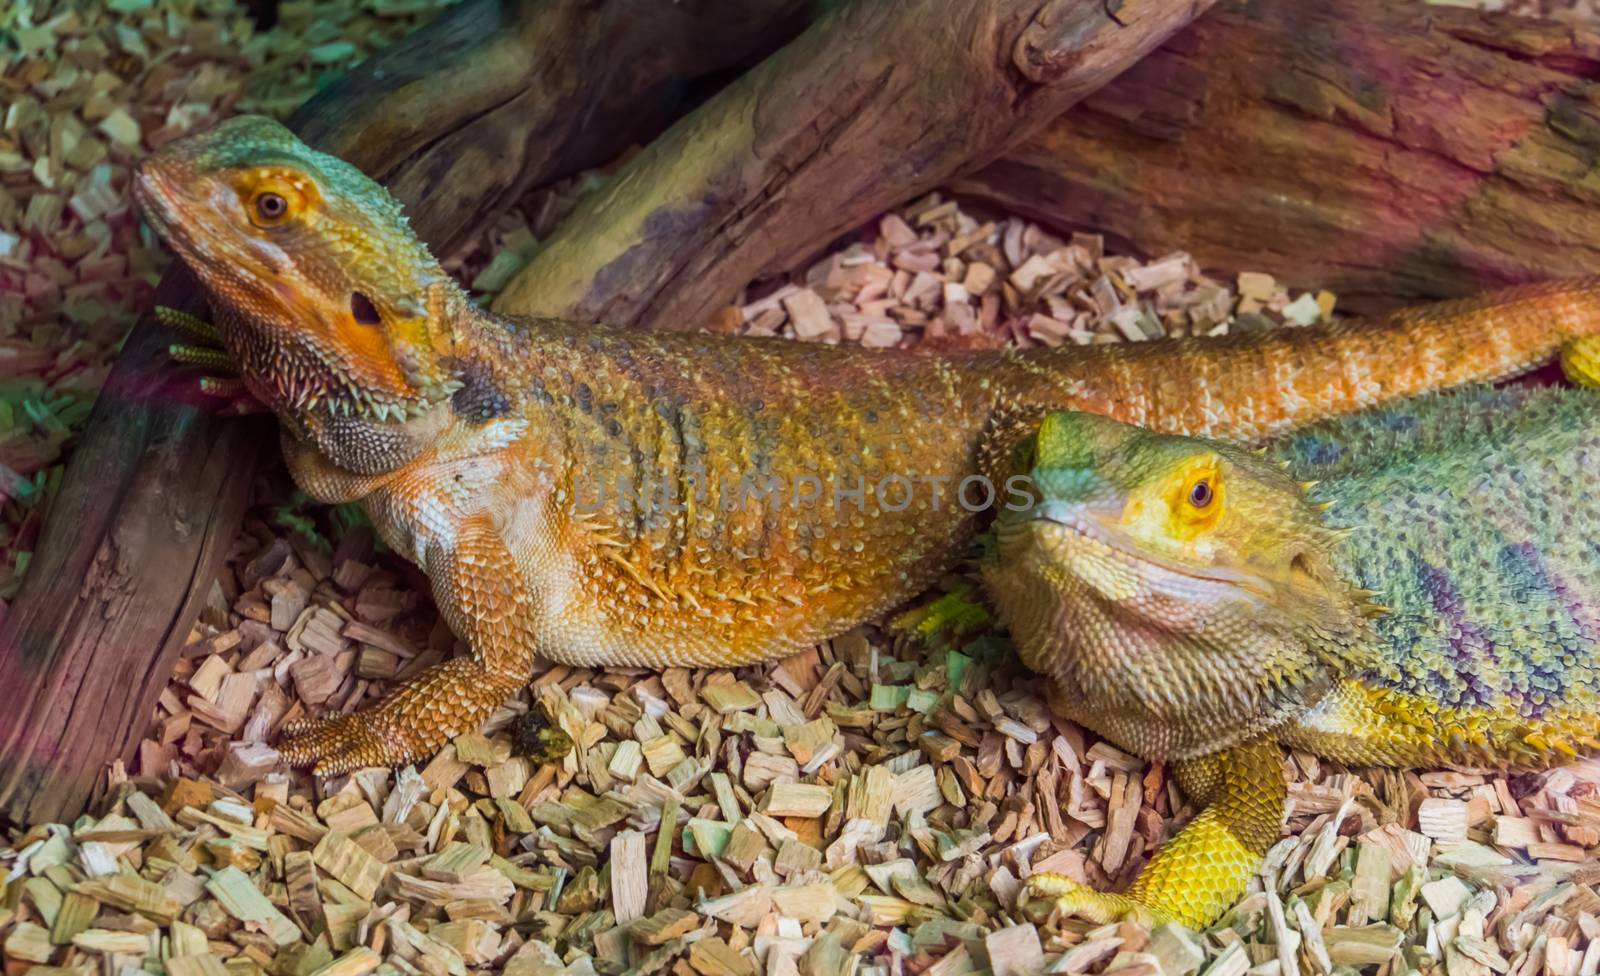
left=350, top=291, right=381, bottom=325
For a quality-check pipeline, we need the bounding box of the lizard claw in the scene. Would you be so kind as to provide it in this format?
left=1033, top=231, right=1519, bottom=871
left=280, top=658, right=525, bottom=776
left=1026, top=872, right=1156, bottom=926
left=278, top=711, right=412, bottom=777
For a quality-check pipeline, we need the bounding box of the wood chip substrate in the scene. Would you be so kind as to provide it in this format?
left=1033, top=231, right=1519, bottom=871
left=12, top=498, right=1600, bottom=976
left=8, top=2, right=1600, bottom=975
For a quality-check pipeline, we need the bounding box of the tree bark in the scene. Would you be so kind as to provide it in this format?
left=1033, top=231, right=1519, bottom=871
left=0, top=0, right=809, bottom=828
left=494, top=0, right=1217, bottom=329
left=952, top=0, right=1600, bottom=315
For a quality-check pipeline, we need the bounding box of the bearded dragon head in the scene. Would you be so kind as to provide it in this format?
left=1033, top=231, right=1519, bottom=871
left=984, top=410, right=1377, bottom=758
left=134, top=115, right=465, bottom=425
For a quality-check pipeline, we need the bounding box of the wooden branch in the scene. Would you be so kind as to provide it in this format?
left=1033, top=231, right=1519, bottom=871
left=293, top=0, right=812, bottom=258
left=952, top=0, right=1600, bottom=314
left=0, top=0, right=809, bottom=828
left=494, top=0, right=1216, bottom=329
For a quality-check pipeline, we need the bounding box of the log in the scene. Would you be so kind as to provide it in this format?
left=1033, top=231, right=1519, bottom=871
left=0, top=0, right=809, bottom=828
left=494, top=0, right=1217, bottom=329
left=953, top=0, right=1600, bottom=315
left=291, top=0, right=812, bottom=258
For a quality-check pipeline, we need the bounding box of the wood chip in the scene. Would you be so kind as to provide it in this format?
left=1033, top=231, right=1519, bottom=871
left=761, top=782, right=833, bottom=818
left=204, top=867, right=299, bottom=946
left=1418, top=797, right=1469, bottom=842
left=312, top=832, right=387, bottom=901
left=611, top=830, right=648, bottom=923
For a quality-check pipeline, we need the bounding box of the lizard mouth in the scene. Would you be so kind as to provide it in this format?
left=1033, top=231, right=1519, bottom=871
left=135, top=161, right=279, bottom=292
left=133, top=163, right=194, bottom=260
left=1003, top=499, right=1276, bottom=604
left=135, top=161, right=285, bottom=281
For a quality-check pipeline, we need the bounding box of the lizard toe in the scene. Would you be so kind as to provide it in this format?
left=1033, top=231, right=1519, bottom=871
left=155, top=305, right=267, bottom=414
left=1026, top=872, right=1156, bottom=926
left=278, top=712, right=410, bottom=776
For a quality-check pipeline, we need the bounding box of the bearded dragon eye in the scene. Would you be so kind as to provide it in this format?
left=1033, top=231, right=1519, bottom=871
left=1188, top=478, right=1213, bottom=508
left=255, top=192, right=287, bottom=221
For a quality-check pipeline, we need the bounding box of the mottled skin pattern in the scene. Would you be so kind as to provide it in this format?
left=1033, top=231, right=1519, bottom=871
left=985, top=387, right=1600, bottom=928
left=134, top=115, right=1600, bottom=775
left=1282, top=387, right=1600, bottom=767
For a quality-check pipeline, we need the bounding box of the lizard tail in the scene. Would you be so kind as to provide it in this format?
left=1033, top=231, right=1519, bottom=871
left=1059, top=276, right=1600, bottom=443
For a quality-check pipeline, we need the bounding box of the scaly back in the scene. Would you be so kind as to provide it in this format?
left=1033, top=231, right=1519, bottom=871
left=1277, top=387, right=1600, bottom=723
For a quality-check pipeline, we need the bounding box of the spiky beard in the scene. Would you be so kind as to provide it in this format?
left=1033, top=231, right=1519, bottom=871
left=222, top=313, right=461, bottom=424
left=984, top=516, right=1381, bottom=759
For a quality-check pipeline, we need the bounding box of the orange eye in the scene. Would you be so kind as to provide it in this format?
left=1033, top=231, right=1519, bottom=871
left=240, top=171, right=312, bottom=228
left=1150, top=458, right=1223, bottom=542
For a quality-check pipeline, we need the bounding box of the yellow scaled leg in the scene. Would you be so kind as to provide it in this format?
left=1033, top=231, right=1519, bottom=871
left=1027, top=875, right=1156, bottom=926
left=1029, top=737, right=1286, bottom=928
left=279, top=513, right=555, bottom=774
left=1561, top=336, right=1600, bottom=388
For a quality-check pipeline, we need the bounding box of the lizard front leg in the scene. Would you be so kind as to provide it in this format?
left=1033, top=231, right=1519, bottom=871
left=278, top=512, right=536, bottom=775
left=1030, top=736, right=1286, bottom=928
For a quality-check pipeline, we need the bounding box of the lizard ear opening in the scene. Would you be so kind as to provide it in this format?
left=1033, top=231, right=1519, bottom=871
left=1290, top=551, right=1317, bottom=587
left=350, top=292, right=381, bottom=326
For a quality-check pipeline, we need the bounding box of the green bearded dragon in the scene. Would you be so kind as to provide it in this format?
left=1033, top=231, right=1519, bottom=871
left=984, top=385, right=1600, bottom=928
left=133, top=114, right=1600, bottom=775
